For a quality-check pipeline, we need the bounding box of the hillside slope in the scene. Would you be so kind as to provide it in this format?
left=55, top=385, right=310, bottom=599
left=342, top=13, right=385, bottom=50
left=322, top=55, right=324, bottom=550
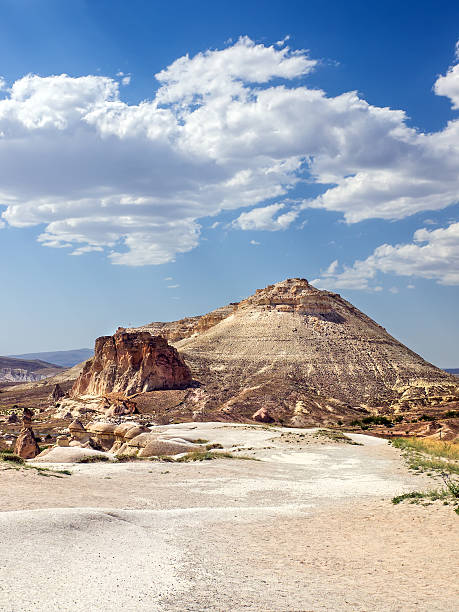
left=129, top=278, right=458, bottom=425
left=0, top=356, right=62, bottom=383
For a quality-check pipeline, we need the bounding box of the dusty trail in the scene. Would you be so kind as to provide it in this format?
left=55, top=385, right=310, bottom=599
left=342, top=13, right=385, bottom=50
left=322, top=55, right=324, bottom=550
left=0, top=424, right=457, bottom=611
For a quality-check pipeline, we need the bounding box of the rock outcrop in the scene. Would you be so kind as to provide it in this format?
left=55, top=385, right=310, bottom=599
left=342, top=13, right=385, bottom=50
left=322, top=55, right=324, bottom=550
left=49, top=384, right=65, bottom=403
left=70, top=331, right=192, bottom=397
left=13, top=407, right=40, bottom=459
left=14, top=427, right=40, bottom=459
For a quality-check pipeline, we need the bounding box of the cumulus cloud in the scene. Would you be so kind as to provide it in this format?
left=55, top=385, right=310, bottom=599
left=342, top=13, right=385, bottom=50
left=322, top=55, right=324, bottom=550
left=1, top=37, right=459, bottom=265
left=313, top=221, right=459, bottom=289
left=232, top=203, right=299, bottom=231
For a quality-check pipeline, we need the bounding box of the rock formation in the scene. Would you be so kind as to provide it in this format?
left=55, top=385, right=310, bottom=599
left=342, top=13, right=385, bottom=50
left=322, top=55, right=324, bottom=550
left=14, top=427, right=40, bottom=459
left=129, top=278, right=459, bottom=426
left=49, top=384, right=65, bottom=403
left=13, top=407, right=40, bottom=459
left=252, top=407, right=275, bottom=423
left=70, top=330, right=192, bottom=397
left=21, top=407, right=34, bottom=427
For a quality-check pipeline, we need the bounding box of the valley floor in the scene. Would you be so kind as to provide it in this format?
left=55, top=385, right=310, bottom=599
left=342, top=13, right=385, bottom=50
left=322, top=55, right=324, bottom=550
left=0, top=424, right=457, bottom=611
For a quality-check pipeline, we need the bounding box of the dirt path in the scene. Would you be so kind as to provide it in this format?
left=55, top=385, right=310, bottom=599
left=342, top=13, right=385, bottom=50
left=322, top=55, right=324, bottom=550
left=0, top=424, right=457, bottom=611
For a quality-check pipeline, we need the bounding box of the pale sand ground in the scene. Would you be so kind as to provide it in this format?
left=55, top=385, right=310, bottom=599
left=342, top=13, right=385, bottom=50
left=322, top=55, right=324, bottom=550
left=0, top=423, right=458, bottom=611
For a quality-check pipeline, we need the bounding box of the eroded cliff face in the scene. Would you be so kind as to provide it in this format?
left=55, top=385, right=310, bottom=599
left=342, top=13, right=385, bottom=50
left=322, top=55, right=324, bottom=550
left=70, top=331, right=192, bottom=397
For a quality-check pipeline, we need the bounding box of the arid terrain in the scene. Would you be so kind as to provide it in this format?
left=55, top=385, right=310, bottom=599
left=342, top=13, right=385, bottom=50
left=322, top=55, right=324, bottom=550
left=1, top=278, right=458, bottom=611
left=1, top=423, right=458, bottom=611
left=0, top=356, right=62, bottom=383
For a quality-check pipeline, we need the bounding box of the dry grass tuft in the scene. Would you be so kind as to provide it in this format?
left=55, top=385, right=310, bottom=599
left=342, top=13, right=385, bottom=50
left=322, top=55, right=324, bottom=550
left=391, top=437, right=459, bottom=461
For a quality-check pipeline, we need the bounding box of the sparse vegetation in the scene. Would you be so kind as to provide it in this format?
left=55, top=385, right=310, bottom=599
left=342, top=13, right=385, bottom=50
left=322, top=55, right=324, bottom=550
left=115, top=450, right=257, bottom=462
left=77, top=454, right=111, bottom=463
left=389, top=437, right=459, bottom=477
left=174, top=450, right=258, bottom=462
left=350, top=415, right=393, bottom=428
left=0, top=452, right=24, bottom=464
left=390, top=437, right=459, bottom=461
left=392, top=474, right=459, bottom=510
left=0, top=451, right=71, bottom=476
left=314, top=429, right=363, bottom=445
left=390, top=438, right=459, bottom=513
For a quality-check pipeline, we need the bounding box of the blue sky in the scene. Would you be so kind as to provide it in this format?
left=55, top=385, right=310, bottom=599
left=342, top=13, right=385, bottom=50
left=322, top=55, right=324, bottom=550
left=0, top=0, right=458, bottom=367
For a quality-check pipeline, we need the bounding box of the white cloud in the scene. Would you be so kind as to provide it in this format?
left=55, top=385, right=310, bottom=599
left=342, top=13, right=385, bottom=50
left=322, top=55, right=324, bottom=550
left=407, top=284, right=415, bottom=289
left=0, top=77, right=7, bottom=91
left=314, top=221, right=459, bottom=289
left=435, top=62, right=459, bottom=109
left=70, top=245, right=104, bottom=256
left=164, top=276, right=173, bottom=281
left=250, top=239, right=260, bottom=245
left=121, top=75, right=131, bottom=86
left=167, top=284, right=180, bottom=288
left=389, top=286, right=399, bottom=294
left=1, top=37, right=459, bottom=265
left=232, top=203, right=299, bottom=231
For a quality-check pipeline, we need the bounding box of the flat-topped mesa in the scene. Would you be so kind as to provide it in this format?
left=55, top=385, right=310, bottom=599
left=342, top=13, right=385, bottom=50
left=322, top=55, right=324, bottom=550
left=70, top=330, right=192, bottom=398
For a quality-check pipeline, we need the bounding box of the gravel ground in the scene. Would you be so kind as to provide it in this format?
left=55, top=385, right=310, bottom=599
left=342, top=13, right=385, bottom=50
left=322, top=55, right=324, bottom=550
left=0, top=424, right=457, bottom=611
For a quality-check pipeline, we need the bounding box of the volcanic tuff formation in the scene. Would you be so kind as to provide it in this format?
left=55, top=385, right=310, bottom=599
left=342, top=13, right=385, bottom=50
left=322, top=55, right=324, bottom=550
left=70, top=330, right=192, bottom=397
left=128, top=278, right=459, bottom=425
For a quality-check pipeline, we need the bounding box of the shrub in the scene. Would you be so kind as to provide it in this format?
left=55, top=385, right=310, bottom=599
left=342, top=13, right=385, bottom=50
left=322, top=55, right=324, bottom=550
left=0, top=452, right=24, bottom=464
left=77, top=454, right=111, bottom=463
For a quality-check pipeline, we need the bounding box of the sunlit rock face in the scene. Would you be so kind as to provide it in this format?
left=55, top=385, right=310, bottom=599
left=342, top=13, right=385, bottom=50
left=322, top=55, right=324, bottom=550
left=70, top=331, right=192, bottom=397
left=127, top=278, right=458, bottom=425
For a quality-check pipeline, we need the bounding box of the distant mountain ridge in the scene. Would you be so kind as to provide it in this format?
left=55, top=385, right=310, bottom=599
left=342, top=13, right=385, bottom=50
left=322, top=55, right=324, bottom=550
left=8, top=348, right=93, bottom=369
left=445, top=368, right=459, bottom=375
left=0, top=356, right=62, bottom=383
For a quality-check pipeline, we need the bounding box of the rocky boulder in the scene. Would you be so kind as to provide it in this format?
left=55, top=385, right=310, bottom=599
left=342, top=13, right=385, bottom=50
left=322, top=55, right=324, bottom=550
left=252, top=407, right=275, bottom=423
left=70, top=330, right=192, bottom=397
left=14, top=428, right=40, bottom=459
left=49, top=383, right=65, bottom=403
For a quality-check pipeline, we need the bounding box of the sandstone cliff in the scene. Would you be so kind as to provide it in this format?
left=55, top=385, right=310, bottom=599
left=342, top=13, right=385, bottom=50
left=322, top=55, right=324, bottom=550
left=70, top=330, right=192, bottom=397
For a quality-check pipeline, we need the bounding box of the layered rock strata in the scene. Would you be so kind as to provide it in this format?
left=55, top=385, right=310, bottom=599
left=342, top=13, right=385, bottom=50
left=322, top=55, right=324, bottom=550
left=129, top=278, right=458, bottom=425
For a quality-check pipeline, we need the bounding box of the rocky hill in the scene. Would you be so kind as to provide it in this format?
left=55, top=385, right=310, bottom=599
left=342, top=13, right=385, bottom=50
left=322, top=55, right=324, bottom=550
left=3, top=278, right=458, bottom=429
left=127, top=278, right=458, bottom=425
left=0, top=356, right=62, bottom=383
